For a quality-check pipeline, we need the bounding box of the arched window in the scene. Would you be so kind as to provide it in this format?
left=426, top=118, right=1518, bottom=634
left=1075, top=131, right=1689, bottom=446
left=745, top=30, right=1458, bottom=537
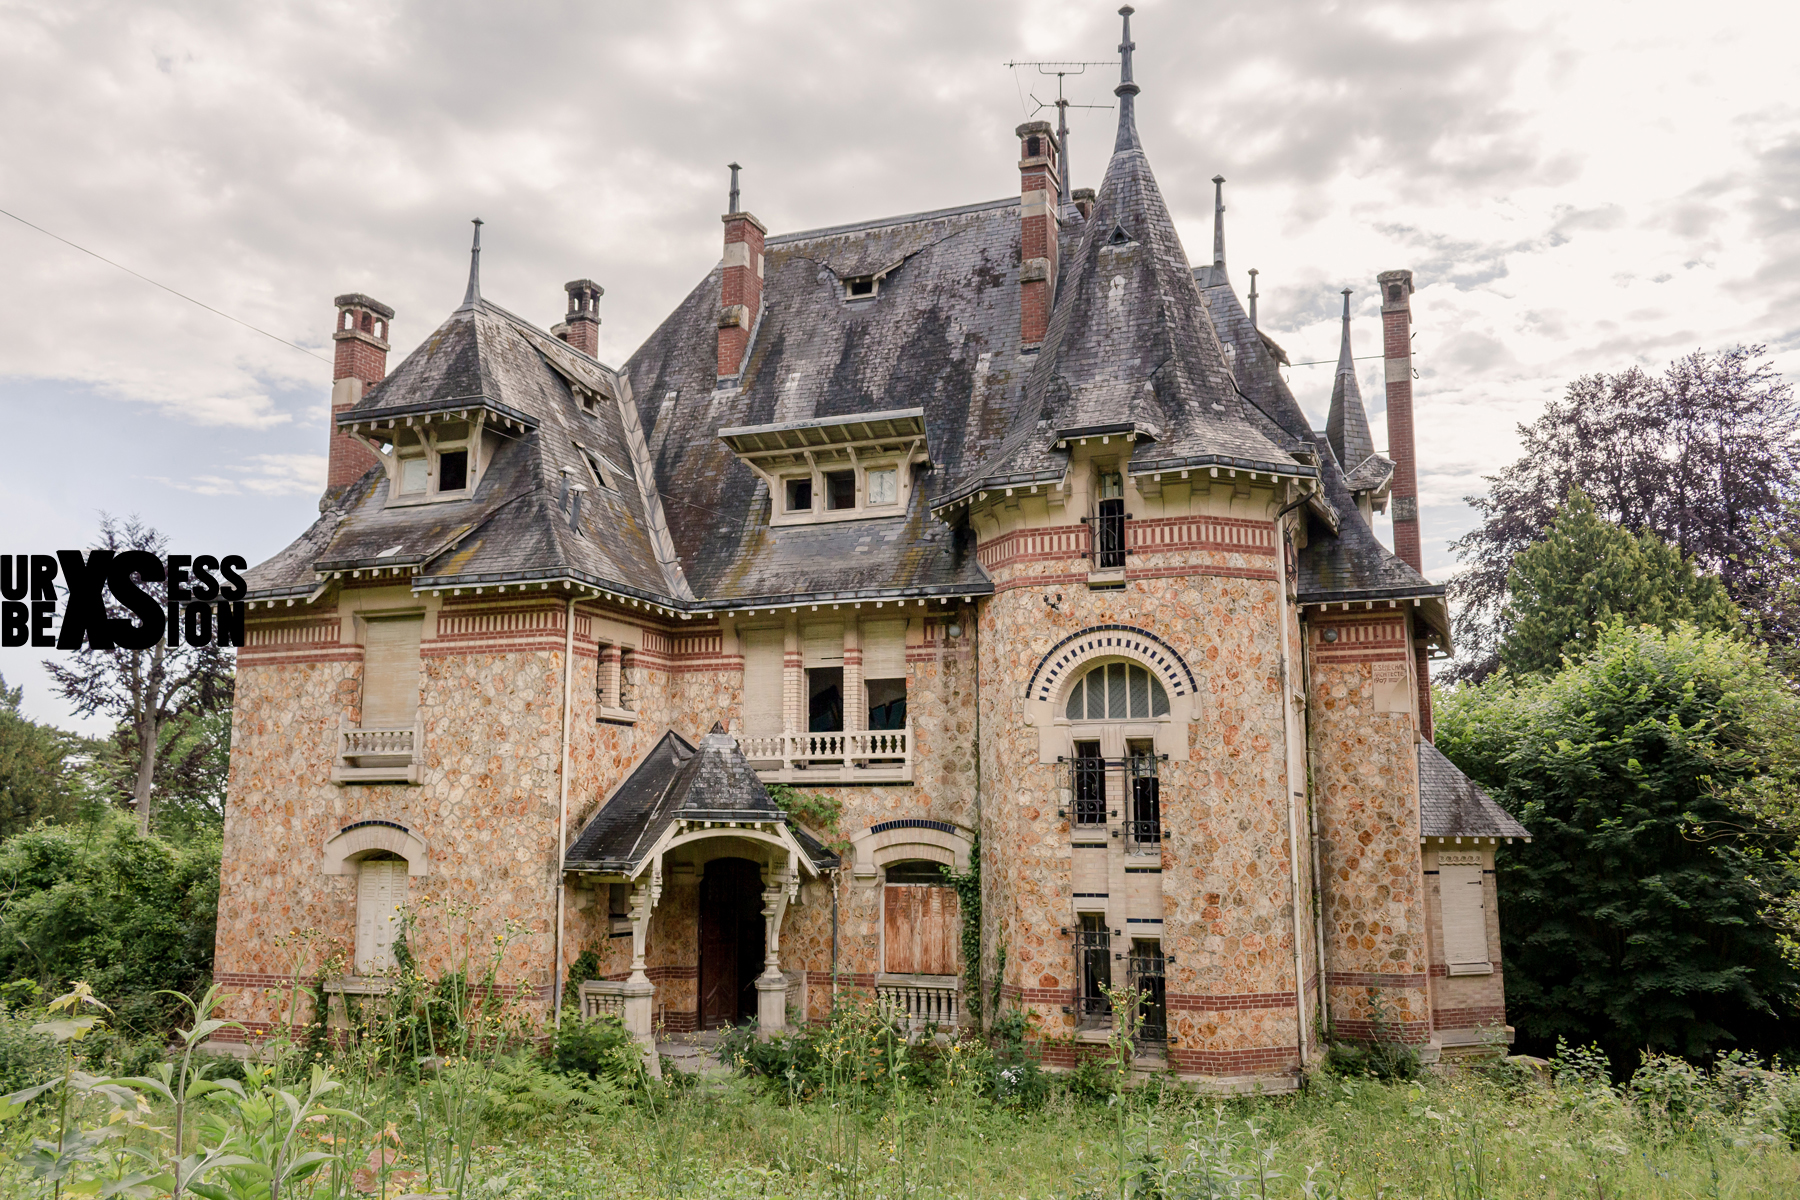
left=1065, top=661, right=1169, bottom=721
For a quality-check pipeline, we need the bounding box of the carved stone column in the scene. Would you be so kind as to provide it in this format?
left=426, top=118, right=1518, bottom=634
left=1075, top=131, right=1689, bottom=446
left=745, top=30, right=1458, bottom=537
left=622, top=860, right=663, bottom=1077
left=755, top=852, right=798, bottom=1035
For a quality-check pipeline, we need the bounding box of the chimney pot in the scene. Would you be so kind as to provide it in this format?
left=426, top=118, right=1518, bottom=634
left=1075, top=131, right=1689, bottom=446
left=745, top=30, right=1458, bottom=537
left=557, top=278, right=603, bottom=356
left=326, top=293, right=393, bottom=504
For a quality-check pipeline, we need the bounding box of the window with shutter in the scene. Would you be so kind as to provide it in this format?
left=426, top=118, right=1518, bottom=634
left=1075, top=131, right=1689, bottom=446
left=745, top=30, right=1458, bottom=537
left=361, top=616, right=422, bottom=727
left=740, top=628, right=785, bottom=739
left=355, top=856, right=409, bottom=974
left=882, top=860, right=959, bottom=977
left=1440, top=863, right=1492, bottom=974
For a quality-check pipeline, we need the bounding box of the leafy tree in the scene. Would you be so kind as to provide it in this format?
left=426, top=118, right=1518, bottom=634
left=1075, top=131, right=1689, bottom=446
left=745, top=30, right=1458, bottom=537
left=0, top=675, right=82, bottom=838
left=1436, top=623, right=1800, bottom=1068
left=1740, top=498, right=1800, bottom=676
left=45, top=515, right=232, bottom=837
left=0, top=813, right=219, bottom=1030
left=1499, top=489, right=1738, bottom=675
left=1450, top=346, right=1800, bottom=679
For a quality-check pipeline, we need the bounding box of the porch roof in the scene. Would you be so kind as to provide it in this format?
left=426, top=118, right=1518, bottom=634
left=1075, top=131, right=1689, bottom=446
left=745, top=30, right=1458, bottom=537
left=563, top=727, right=839, bottom=875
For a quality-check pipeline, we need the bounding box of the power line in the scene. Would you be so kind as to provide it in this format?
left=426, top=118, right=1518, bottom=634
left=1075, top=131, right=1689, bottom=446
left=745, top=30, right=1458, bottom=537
left=0, top=205, right=332, bottom=366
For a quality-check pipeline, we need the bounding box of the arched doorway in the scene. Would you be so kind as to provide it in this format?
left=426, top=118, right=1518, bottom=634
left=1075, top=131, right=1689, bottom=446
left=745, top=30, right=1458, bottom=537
left=698, top=858, right=766, bottom=1029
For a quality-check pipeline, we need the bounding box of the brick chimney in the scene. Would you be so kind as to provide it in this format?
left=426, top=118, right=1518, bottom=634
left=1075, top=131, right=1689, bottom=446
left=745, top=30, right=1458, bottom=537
left=327, top=293, right=392, bottom=502
left=718, top=163, right=766, bottom=380
left=554, top=278, right=603, bottom=356
left=1379, top=269, right=1434, bottom=739
left=1071, top=187, right=1096, bottom=222
left=1379, top=270, right=1419, bottom=571
left=1017, top=119, right=1062, bottom=349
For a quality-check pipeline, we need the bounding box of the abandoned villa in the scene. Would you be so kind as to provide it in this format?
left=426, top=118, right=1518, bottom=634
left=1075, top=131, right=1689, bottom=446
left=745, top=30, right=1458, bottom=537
left=213, top=8, right=1528, bottom=1089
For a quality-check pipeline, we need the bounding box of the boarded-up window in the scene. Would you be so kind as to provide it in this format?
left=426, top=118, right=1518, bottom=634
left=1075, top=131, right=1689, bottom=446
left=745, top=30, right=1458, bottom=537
left=861, top=619, right=907, bottom=679
left=361, top=616, right=422, bottom=727
left=740, top=628, right=785, bottom=738
left=803, top=622, right=844, bottom=667
left=883, top=862, right=959, bottom=976
left=355, top=856, right=408, bottom=973
left=1440, top=862, right=1492, bottom=974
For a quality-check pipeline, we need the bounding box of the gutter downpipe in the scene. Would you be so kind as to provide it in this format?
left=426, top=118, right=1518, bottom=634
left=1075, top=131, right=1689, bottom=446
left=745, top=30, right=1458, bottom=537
left=1272, top=492, right=1310, bottom=1072
left=553, top=595, right=576, bottom=1026
left=1303, top=616, right=1330, bottom=1042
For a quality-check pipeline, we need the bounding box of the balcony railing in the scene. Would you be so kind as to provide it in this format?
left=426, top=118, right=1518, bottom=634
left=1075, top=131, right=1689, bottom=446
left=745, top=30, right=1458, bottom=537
left=1127, top=951, right=1168, bottom=1042
left=1084, top=505, right=1129, bottom=572
left=1126, top=754, right=1163, bottom=852
left=331, top=719, right=421, bottom=785
left=876, top=975, right=960, bottom=1032
left=743, top=726, right=912, bottom=784
left=577, top=979, right=628, bottom=1022
left=1064, top=756, right=1108, bottom=827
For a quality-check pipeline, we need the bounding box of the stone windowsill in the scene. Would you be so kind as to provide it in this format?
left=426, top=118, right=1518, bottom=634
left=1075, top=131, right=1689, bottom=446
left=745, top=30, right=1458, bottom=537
left=598, top=706, right=639, bottom=726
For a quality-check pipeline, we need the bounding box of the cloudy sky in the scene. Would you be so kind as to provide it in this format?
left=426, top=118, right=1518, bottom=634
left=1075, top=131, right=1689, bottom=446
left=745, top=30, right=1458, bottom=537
left=2, top=0, right=1795, bottom=729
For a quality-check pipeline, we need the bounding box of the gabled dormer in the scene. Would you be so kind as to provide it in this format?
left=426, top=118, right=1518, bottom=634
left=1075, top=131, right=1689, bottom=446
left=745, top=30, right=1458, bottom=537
left=719, top=408, right=930, bottom=527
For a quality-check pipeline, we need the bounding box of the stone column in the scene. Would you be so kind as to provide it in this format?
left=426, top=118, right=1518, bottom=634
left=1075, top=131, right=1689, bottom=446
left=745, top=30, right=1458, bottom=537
left=622, top=862, right=662, bottom=1076
left=843, top=618, right=864, bottom=735
left=755, top=853, right=797, bottom=1035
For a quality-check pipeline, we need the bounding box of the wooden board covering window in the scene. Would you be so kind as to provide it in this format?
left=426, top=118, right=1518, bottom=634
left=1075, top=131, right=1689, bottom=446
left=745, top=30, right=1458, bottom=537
left=355, top=858, right=408, bottom=973
left=1440, top=863, right=1491, bottom=973
left=740, top=628, right=785, bottom=738
left=361, top=616, right=422, bottom=727
left=861, top=618, right=907, bottom=679
left=883, top=884, right=959, bottom=976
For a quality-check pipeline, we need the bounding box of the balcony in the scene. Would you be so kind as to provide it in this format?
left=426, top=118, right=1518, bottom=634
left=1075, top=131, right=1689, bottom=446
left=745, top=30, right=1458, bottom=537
left=876, top=974, right=960, bottom=1032
left=743, top=726, right=912, bottom=784
left=331, top=719, right=421, bottom=785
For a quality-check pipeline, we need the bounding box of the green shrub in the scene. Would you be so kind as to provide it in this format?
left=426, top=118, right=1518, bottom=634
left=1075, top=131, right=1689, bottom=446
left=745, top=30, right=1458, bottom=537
left=551, top=1013, right=646, bottom=1089
left=1324, top=1037, right=1422, bottom=1082
left=0, top=1005, right=59, bottom=1094
left=480, top=1051, right=624, bottom=1130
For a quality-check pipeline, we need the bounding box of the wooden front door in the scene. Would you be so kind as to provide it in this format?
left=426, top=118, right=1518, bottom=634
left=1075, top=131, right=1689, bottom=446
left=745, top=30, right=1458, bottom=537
left=699, top=858, right=766, bottom=1029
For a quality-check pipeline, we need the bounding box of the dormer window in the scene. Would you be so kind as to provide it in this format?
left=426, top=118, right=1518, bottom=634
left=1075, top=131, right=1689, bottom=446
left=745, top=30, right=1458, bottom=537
left=718, top=407, right=930, bottom=528
left=845, top=276, right=877, bottom=299
left=785, top=476, right=813, bottom=513
left=356, top=414, right=487, bottom=507
left=574, top=442, right=615, bottom=490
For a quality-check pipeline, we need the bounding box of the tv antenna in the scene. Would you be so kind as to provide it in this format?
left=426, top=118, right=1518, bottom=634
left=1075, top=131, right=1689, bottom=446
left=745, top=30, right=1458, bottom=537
left=1004, top=60, right=1113, bottom=205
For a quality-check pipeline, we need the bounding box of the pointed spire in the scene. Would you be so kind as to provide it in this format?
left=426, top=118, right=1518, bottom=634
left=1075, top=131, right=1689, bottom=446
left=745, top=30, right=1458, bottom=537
left=1247, top=268, right=1259, bottom=329
left=1326, top=288, right=1377, bottom=473
left=1211, top=175, right=1226, bottom=271
left=1113, top=6, right=1140, bottom=154
left=459, top=218, right=483, bottom=310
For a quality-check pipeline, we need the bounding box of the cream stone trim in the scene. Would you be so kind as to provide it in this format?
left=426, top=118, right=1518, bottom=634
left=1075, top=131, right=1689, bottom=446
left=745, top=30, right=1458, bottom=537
left=849, top=821, right=974, bottom=885
left=1025, top=627, right=1198, bottom=763
left=322, top=823, right=429, bottom=877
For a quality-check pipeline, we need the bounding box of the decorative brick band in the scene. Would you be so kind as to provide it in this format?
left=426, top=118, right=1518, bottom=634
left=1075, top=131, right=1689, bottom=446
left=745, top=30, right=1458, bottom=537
left=1327, top=971, right=1428, bottom=990
left=1331, top=1018, right=1432, bottom=1045
left=1310, top=650, right=1409, bottom=665
left=1433, top=1006, right=1507, bottom=1030
left=1166, top=991, right=1296, bottom=1013
left=806, top=971, right=876, bottom=988
left=1167, top=1045, right=1299, bottom=1074
left=213, top=971, right=300, bottom=989
left=1019, top=987, right=1077, bottom=1004
left=1126, top=563, right=1276, bottom=584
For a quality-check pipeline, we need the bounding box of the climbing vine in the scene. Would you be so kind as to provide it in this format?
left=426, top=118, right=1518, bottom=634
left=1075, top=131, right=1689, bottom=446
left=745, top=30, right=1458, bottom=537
left=939, top=835, right=984, bottom=1028
left=767, top=783, right=850, bottom=856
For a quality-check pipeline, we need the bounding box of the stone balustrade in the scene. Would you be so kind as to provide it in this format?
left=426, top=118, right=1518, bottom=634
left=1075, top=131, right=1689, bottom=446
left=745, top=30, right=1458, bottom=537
left=741, top=726, right=911, bottom=783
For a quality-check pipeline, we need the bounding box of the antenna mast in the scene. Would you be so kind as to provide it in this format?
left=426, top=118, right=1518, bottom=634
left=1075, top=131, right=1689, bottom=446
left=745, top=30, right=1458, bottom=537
left=1004, top=60, right=1112, bottom=206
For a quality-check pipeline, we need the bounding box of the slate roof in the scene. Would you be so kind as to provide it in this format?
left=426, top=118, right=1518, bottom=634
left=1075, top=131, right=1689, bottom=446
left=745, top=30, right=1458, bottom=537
left=1419, top=742, right=1530, bottom=840
left=938, top=90, right=1313, bottom=508
left=1195, top=246, right=1446, bottom=627
left=563, top=728, right=839, bottom=874
left=1324, top=291, right=1391, bottom=493
left=622, top=199, right=1017, bottom=604
left=244, top=293, right=691, bottom=605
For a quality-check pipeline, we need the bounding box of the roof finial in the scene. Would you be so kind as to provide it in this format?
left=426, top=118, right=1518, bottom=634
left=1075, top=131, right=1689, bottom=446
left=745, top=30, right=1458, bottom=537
left=1113, top=6, right=1141, bottom=154
left=1247, top=267, right=1260, bottom=329
left=460, top=218, right=483, bottom=309
left=727, top=162, right=741, bottom=215
left=1211, top=175, right=1226, bottom=270
left=1337, top=288, right=1355, bottom=373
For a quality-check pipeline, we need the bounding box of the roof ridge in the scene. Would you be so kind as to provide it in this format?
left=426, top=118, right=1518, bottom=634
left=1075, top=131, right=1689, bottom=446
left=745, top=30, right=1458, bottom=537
left=764, top=196, right=1017, bottom=246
